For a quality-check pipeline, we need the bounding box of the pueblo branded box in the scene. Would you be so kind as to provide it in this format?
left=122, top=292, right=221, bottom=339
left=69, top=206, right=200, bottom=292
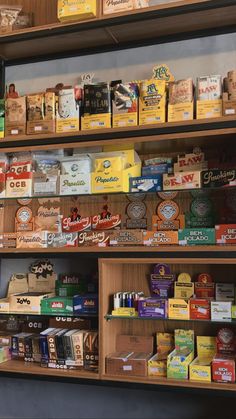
left=106, top=335, right=153, bottom=377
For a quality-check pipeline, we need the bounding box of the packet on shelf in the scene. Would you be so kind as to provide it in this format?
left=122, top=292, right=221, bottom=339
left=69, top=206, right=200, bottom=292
left=56, top=89, right=79, bottom=133
left=148, top=333, right=174, bottom=377
left=109, top=230, right=143, bottom=246
left=196, top=75, right=222, bottom=119
left=212, top=354, right=236, bottom=383
left=41, top=297, right=73, bottom=315
left=216, top=328, right=236, bottom=354
left=215, top=283, right=235, bottom=302
left=9, top=292, right=54, bottom=314
left=91, top=150, right=141, bottom=193
left=58, top=0, right=97, bottom=21
left=150, top=270, right=175, bottom=299
left=211, top=301, right=232, bottom=321
left=189, top=336, right=216, bottom=382
left=82, top=82, right=111, bottom=130
left=194, top=273, right=215, bottom=299
left=163, top=171, right=201, bottom=191
left=62, top=209, right=91, bottom=233
left=174, top=150, right=208, bottom=173
left=5, top=97, right=26, bottom=136
left=168, top=78, right=194, bottom=122
left=6, top=160, right=33, bottom=198
left=103, top=0, right=149, bottom=14
left=215, top=224, right=236, bottom=244
left=139, top=79, right=166, bottom=125
left=174, top=272, right=194, bottom=299
left=16, top=232, right=48, bottom=249
left=143, top=231, right=178, bottom=246
left=73, top=294, right=98, bottom=315
left=168, top=299, right=190, bottom=320
left=60, top=155, right=92, bottom=195
left=178, top=228, right=216, bottom=246
left=92, top=209, right=121, bottom=231
left=190, top=299, right=211, bottom=320
left=129, top=175, right=162, bottom=192
left=112, top=82, right=139, bottom=128
left=138, top=298, right=167, bottom=318
left=47, top=232, right=78, bottom=248
left=167, top=329, right=194, bottom=380
left=77, top=231, right=110, bottom=247
left=201, top=169, right=236, bottom=188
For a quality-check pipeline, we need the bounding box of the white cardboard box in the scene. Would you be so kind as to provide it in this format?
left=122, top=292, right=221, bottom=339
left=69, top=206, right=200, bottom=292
left=60, top=174, right=91, bottom=195
left=215, top=283, right=235, bottom=302
left=211, top=301, right=232, bottom=321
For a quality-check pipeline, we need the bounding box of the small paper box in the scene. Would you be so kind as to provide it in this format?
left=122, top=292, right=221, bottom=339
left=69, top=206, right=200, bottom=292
left=148, top=354, right=168, bottom=377
left=9, top=292, right=54, bottom=314
left=58, top=0, right=97, bottom=21
left=168, top=102, right=194, bottom=122
left=196, top=99, right=222, bottom=119
left=211, top=301, right=232, bottom=321
left=41, top=297, right=73, bottom=315
left=168, top=299, right=190, bottom=320
left=143, top=231, right=178, bottom=246
left=73, top=294, right=98, bottom=314
left=190, top=299, right=211, bottom=320
left=163, top=171, right=201, bottom=191
left=28, top=273, right=56, bottom=293
left=6, top=172, right=32, bottom=198
left=215, top=225, right=236, bottom=244
left=178, top=228, right=215, bottom=246
left=33, top=172, right=59, bottom=196
left=138, top=298, right=167, bottom=318
left=60, top=174, right=91, bottom=195
left=223, top=99, right=236, bottom=116
left=212, top=354, right=236, bottom=383
left=27, top=120, right=55, bottom=135
left=129, top=175, right=162, bottom=193
left=189, top=336, right=216, bottom=382
left=215, top=283, right=235, bottom=302
left=167, top=349, right=194, bottom=380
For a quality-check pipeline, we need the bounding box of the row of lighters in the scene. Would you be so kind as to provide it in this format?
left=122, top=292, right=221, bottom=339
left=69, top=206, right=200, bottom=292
left=114, top=292, right=144, bottom=309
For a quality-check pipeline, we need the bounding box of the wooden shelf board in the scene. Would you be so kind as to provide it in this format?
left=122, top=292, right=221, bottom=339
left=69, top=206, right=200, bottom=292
left=1, top=1, right=236, bottom=64
left=0, top=246, right=236, bottom=256
left=2, top=116, right=236, bottom=153
left=103, top=374, right=236, bottom=392
left=0, top=360, right=98, bottom=380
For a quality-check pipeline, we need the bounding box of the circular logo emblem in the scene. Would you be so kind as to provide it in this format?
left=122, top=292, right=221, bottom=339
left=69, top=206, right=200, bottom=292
left=127, top=202, right=146, bottom=220
left=17, top=199, right=32, bottom=206
left=197, top=273, right=212, bottom=283
left=157, top=200, right=179, bottom=221
left=178, top=272, right=191, bottom=282
left=153, top=263, right=171, bottom=275
left=218, top=328, right=234, bottom=345
left=157, top=191, right=178, bottom=200
left=191, top=197, right=212, bottom=218
left=126, top=193, right=146, bottom=202
left=16, top=207, right=33, bottom=223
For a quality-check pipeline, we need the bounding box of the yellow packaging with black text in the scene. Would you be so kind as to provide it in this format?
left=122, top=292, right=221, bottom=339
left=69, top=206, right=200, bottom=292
left=189, top=336, right=216, bottom=382
left=58, top=0, right=97, bottom=22
left=168, top=102, right=194, bottom=122
left=168, top=299, right=190, bottom=320
left=196, top=99, right=222, bottom=119
left=139, top=79, right=166, bottom=125
left=91, top=150, right=141, bottom=193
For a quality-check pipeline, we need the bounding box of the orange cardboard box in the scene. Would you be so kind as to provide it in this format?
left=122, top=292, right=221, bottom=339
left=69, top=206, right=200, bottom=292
left=215, top=225, right=236, bottom=244
left=143, top=231, right=178, bottom=246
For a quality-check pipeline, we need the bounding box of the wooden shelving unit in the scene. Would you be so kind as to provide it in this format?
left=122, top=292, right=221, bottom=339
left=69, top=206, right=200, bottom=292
left=0, top=0, right=235, bottom=392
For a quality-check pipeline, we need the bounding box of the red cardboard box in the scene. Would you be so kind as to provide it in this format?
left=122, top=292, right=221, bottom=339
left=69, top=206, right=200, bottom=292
left=190, top=299, right=211, bottom=320
left=215, top=225, right=236, bottom=244
left=195, top=282, right=215, bottom=299
left=212, top=354, right=236, bottom=383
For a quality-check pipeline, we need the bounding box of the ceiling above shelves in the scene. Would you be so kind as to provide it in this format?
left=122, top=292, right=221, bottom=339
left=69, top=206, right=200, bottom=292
left=1, top=0, right=236, bottom=65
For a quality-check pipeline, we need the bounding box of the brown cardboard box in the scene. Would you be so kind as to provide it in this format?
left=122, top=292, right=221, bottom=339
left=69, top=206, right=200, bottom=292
left=106, top=335, right=153, bottom=377
left=9, top=292, right=54, bottom=314
left=223, top=99, right=236, bottom=116
left=28, top=273, right=56, bottom=293
left=27, top=120, right=55, bottom=135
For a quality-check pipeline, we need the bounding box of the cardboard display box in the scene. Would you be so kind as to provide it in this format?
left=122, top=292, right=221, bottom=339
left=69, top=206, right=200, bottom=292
left=212, top=354, right=236, bottom=383
left=73, top=294, right=98, bottom=315
left=168, top=299, right=190, bottom=320
left=106, top=335, right=153, bottom=377
left=190, top=299, right=211, bottom=320
left=41, top=297, right=73, bottom=315
left=9, top=292, right=54, bottom=314
left=189, top=336, right=216, bottom=382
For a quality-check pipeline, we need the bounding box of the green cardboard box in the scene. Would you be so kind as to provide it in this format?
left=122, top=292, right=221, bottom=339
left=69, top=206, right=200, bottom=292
left=41, top=297, right=73, bottom=315
left=56, top=275, right=86, bottom=297
left=178, top=228, right=215, bottom=246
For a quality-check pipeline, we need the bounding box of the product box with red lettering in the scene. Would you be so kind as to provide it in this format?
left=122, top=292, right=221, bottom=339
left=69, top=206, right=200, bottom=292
left=163, top=171, right=201, bottom=191
left=190, top=299, right=211, bottom=320
left=215, top=224, right=236, bottom=244
left=212, top=354, right=236, bottom=383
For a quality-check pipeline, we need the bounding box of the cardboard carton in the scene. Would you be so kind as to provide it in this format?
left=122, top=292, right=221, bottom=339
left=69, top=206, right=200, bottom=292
left=9, top=292, right=54, bottom=314
left=189, top=336, right=216, bottom=382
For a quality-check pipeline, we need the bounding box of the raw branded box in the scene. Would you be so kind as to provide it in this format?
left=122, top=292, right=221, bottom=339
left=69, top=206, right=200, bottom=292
left=109, top=230, right=143, bottom=246
left=47, top=232, right=78, bottom=248
left=196, top=99, right=222, bottom=119
left=168, top=102, right=194, bottom=122
left=189, top=336, right=216, bottom=382
left=60, top=174, right=91, bottom=195
left=212, top=354, right=236, bottom=383
left=138, top=298, right=167, bottom=318
left=106, top=335, right=153, bottom=377
left=163, top=171, right=201, bottom=191
left=168, top=299, right=190, bottom=320
left=179, top=228, right=215, bottom=246
left=41, top=297, right=73, bottom=315
left=150, top=274, right=175, bottom=298
left=73, top=294, right=98, bottom=314
left=9, top=292, right=54, bottom=314
left=190, top=299, right=211, bottom=320
left=201, top=169, right=236, bottom=188
left=211, top=301, right=232, bottom=321
left=143, top=231, right=178, bottom=246
left=129, top=175, right=162, bottom=193
left=216, top=225, right=236, bottom=244
left=215, top=283, right=235, bottom=302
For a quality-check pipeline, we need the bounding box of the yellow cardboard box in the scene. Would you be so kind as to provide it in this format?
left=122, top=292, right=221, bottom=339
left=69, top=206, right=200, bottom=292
left=168, top=299, right=190, bottom=320
left=232, top=305, right=236, bottom=319
left=113, top=112, right=138, bottom=128
left=189, top=336, right=216, bottom=382
left=81, top=113, right=111, bottom=130
left=167, top=349, right=194, bottom=379
left=91, top=150, right=141, bottom=193
left=196, top=99, right=222, bottom=119
left=139, top=79, right=166, bottom=125
left=174, top=282, right=194, bottom=299
left=58, top=0, right=97, bottom=22
left=148, top=354, right=167, bottom=377
left=168, top=102, right=194, bottom=122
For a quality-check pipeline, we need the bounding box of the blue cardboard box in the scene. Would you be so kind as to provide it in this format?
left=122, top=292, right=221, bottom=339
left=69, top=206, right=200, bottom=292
left=73, top=294, right=98, bottom=314
left=129, top=175, right=162, bottom=192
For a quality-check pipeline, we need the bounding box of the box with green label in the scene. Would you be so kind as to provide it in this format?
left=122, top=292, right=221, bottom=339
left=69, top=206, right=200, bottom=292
left=41, top=297, right=73, bottom=315
left=178, top=229, right=215, bottom=246
left=56, top=275, right=86, bottom=297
